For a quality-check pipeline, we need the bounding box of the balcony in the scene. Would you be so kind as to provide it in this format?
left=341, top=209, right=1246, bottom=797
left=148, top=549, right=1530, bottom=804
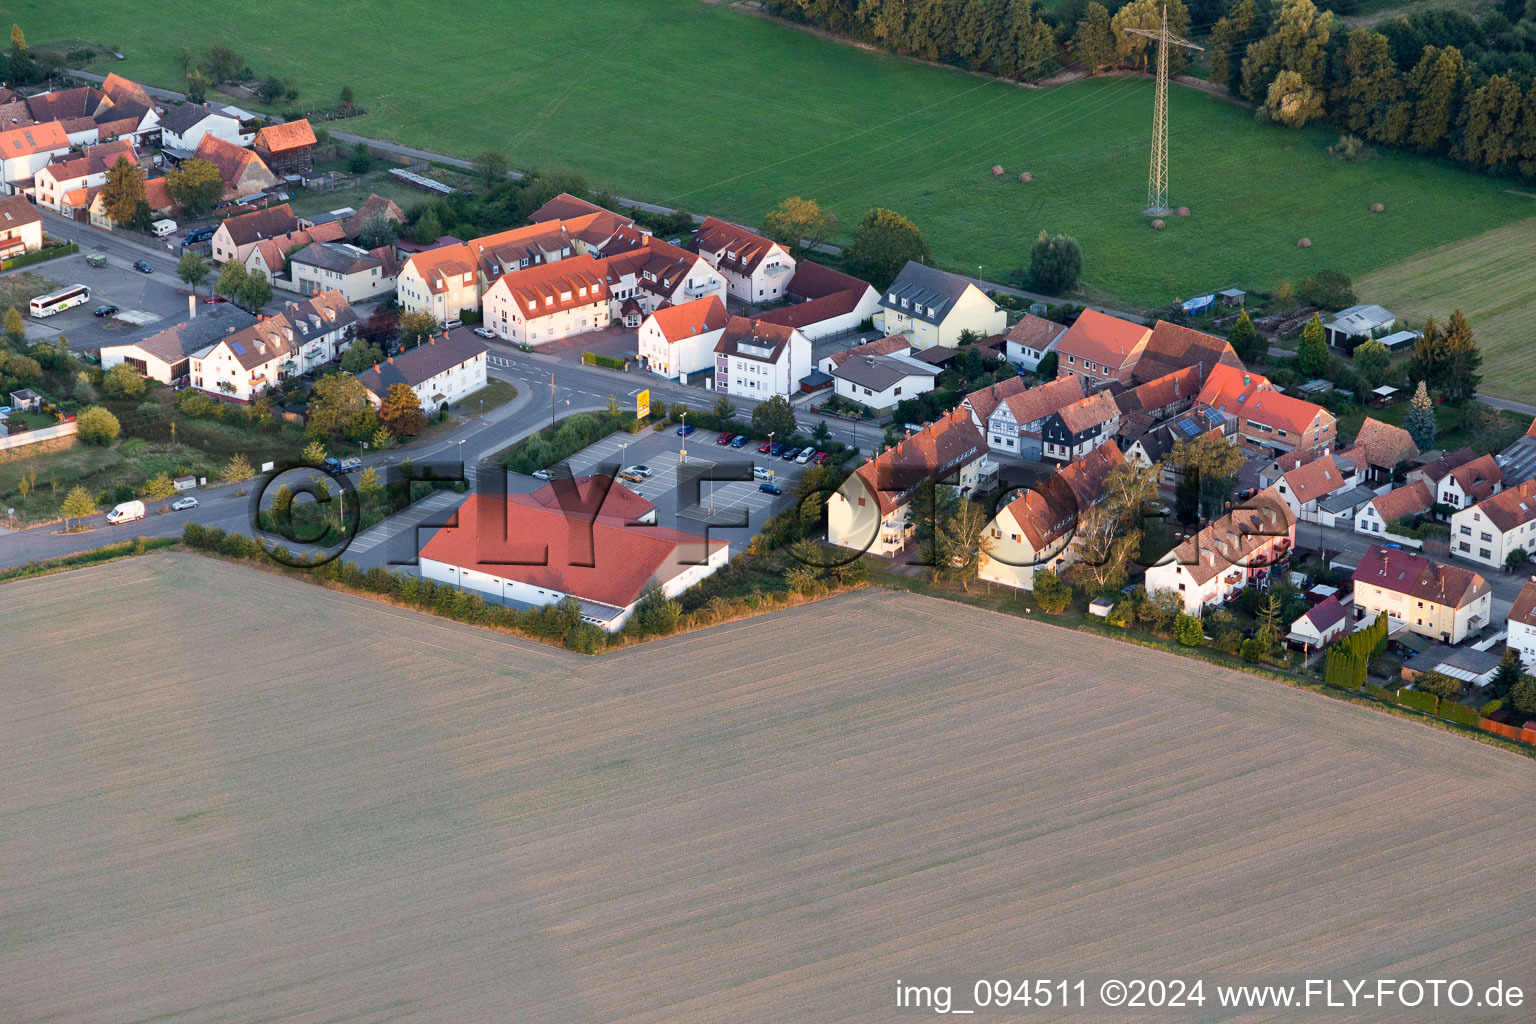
left=684, top=280, right=719, bottom=297
left=764, top=263, right=792, bottom=277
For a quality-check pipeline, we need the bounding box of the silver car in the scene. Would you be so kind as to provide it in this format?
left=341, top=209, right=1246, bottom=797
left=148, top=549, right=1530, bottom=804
left=171, top=496, right=199, bottom=511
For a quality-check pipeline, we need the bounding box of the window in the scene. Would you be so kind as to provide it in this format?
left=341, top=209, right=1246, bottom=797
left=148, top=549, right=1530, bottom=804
left=1481, top=532, right=1492, bottom=542
left=1481, top=548, right=1492, bottom=559
left=1460, top=526, right=1472, bottom=536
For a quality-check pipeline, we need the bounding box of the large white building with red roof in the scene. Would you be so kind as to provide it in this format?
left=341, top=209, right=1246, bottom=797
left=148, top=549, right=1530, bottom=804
left=481, top=254, right=610, bottom=345
left=755, top=261, right=879, bottom=340
left=713, top=316, right=811, bottom=399
left=418, top=478, right=729, bottom=630
left=637, top=296, right=729, bottom=381
left=0, top=121, right=72, bottom=195
left=690, top=216, right=795, bottom=304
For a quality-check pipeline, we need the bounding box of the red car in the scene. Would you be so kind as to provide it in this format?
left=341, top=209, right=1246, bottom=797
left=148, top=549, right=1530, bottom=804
left=757, top=440, right=772, bottom=453
left=716, top=432, right=734, bottom=445
left=813, top=452, right=828, bottom=464
left=202, top=295, right=227, bottom=304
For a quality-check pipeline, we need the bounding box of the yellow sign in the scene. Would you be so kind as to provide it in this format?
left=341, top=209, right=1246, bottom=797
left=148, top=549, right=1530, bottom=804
left=636, top=389, right=651, bottom=419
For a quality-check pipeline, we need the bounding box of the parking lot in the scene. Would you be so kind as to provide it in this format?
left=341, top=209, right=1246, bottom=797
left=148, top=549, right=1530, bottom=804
left=19, top=247, right=195, bottom=353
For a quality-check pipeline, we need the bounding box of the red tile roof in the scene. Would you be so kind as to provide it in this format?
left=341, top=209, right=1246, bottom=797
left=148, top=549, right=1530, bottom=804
left=714, top=316, right=799, bottom=363
left=825, top=334, right=908, bottom=370
left=192, top=134, right=276, bottom=192
left=999, top=375, right=1087, bottom=427
left=1300, top=594, right=1349, bottom=633
left=403, top=242, right=478, bottom=293
left=647, top=296, right=728, bottom=342
left=1005, top=312, right=1065, bottom=352
left=1115, top=365, right=1201, bottom=417
left=0, top=121, right=69, bottom=158
left=1132, top=319, right=1241, bottom=384
left=1470, top=477, right=1536, bottom=534
left=692, top=216, right=787, bottom=276
left=1448, top=454, right=1502, bottom=503
left=961, top=375, right=1030, bottom=425
left=1281, top=454, right=1350, bottom=506
left=1003, top=441, right=1125, bottom=549
left=1054, top=390, right=1120, bottom=434
left=418, top=492, right=724, bottom=609
left=1165, top=488, right=1296, bottom=586
left=784, top=260, right=873, bottom=301
left=528, top=192, right=614, bottom=223
left=755, top=285, right=868, bottom=330
left=1353, top=544, right=1487, bottom=609
left=253, top=118, right=316, bottom=154
left=1196, top=363, right=1329, bottom=436
left=1509, top=579, right=1536, bottom=628
left=1056, top=309, right=1151, bottom=373
left=487, top=253, right=608, bottom=318
left=853, top=409, right=986, bottom=516
left=1368, top=481, right=1433, bottom=525
left=530, top=474, right=656, bottom=524
left=218, top=203, right=299, bottom=246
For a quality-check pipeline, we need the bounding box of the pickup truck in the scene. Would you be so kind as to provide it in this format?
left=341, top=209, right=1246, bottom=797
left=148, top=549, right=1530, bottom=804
left=322, top=456, right=363, bottom=473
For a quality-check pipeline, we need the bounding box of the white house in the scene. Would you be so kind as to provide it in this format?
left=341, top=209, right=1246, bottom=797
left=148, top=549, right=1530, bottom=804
left=1507, top=580, right=1536, bottom=669
left=482, top=254, right=610, bottom=346
left=636, top=296, right=729, bottom=381
left=1450, top=478, right=1536, bottom=569
left=395, top=242, right=480, bottom=323
left=962, top=375, right=1085, bottom=460
left=158, top=103, right=252, bottom=152
left=1274, top=454, right=1357, bottom=524
left=101, top=305, right=258, bottom=384
left=1437, top=454, right=1503, bottom=511
left=188, top=292, right=357, bottom=401
left=0, top=194, right=44, bottom=259
left=1003, top=313, right=1067, bottom=371
left=210, top=203, right=302, bottom=265
left=355, top=330, right=487, bottom=412
left=1352, top=545, right=1490, bottom=645
left=1355, top=481, right=1434, bottom=541
left=1144, top=490, right=1297, bottom=614
left=290, top=242, right=401, bottom=303
left=755, top=262, right=880, bottom=341
left=417, top=487, right=728, bottom=631
left=873, top=261, right=1005, bottom=349
left=597, top=234, right=727, bottom=322
left=0, top=121, right=71, bottom=195
left=830, top=352, right=939, bottom=410
left=690, top=216, right=795, bottom=304
left=1287, top=594, right=1351, bottom=650
left=31, top=141, right=136, bottom=212
left=712, top=317, right=811, bottom=399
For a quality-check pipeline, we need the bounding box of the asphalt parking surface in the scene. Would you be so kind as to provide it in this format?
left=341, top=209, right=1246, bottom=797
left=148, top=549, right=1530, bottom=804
left=20, top=248, right=198, bottom=352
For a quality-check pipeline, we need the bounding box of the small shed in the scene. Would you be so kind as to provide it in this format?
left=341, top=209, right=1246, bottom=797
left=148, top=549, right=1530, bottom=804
left=1088, top=597, right=1114, bottom=618
left=1297, top=379, right=1333, bottom=397
left=1378, top=329, right=1421, bottom=353
left=173, top=475, right=197, bottom=492
left=1288, top=594, right=1350, bottom=650
left=9, top=389, right=40, bottom=412
left=1219, top=288, right=1246, bottom=307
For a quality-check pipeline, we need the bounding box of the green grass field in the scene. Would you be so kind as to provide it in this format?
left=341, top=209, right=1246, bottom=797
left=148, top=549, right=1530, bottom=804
left=17, top=1, right=1534, bottom=309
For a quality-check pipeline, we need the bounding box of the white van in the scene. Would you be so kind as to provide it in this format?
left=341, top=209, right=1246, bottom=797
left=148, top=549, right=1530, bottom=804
left=106, top=499, right=146, bottom=524
left=151, top=219, right=178, bottom=239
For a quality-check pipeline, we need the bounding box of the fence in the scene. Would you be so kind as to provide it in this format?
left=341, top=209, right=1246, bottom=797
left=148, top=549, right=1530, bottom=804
left=0, top=419, right=78, bottom=453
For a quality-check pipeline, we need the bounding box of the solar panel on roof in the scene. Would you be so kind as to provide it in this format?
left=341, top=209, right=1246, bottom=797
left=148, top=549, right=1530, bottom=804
left=231, top=341, right=246, bottom=355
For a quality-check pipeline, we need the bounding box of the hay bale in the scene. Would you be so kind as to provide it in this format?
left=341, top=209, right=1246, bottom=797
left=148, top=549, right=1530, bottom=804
left=1151, top=219, right=1166, bottom=230
left=991, top=165, right=1005, bottom=176
left=1370, top=202, right=1384, bottom=213
left=1175, top=207, right=1190, bottom=217
left=1297, top=237, right=1312, bottom=248
left=1018, top=172, right=1032, bottom=183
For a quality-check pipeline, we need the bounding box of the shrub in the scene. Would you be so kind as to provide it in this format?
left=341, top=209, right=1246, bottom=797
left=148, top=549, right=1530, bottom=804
left=182, top=521, right=207, bottom=548
left=563, top=623, right=603, bottom=654
left=1397, top=689, right=1440, bottom=715
left=75, top=406, right=121, bottom=445
left=1439, top=702, right=1478, bottom=727
left=1031, top=569, right=1072, bottom=613
left=1411, top=670, right=1462, bottom=699
left=1213, top=630, right=1242, bottom=654
left=1363, top=682, right=1395, bottom=702
left=1240, top=638, right=1268, bottom=662
left=1174, top=613, right=1204, bottom=647
left=1479, top=698, right=1504, bottom=717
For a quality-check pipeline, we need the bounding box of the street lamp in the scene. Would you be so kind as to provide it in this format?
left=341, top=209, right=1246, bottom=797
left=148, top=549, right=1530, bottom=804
left=549, top=371, right=557, bottom=428
left=679, top=410, right=688, bottom=463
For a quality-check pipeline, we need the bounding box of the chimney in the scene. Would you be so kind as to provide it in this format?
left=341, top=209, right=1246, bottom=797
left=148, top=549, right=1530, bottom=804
left=188, top=293, right=196, bottom=319
left=373, top=363, right=380, bottom=372
left=387, top=356, right=394, bottom=364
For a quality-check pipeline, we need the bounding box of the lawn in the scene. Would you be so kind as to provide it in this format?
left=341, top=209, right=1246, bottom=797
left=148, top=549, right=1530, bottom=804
left=1356, top=216, right=1536, bottom=403
left=0, top=271, right=59, bottom=313
left=20, top=1, right=1533, bottom=309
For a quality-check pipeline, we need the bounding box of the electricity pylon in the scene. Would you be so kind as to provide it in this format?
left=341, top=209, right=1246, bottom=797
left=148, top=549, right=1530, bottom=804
left=1126, top=6, right=1202, bottom=215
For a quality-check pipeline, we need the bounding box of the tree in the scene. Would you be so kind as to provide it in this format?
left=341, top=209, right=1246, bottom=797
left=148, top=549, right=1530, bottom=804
left=1299, top=269, right=1357, bottom=312
left=75, top=406, right=120, bottom=446
left=399, top=309, right=439, bottom=344
left=215, top=260, right=249, bottom=301
left=911, top=480, right=961, bottom=580
left=72, top=370, right=96, bottom=403
left=302, top=439, right=328, bottom=465
left=1413, top=670, right=1463, bottom=699
left=1489, top=649, right=1524, bottom=701
left=377, top=382, right=426, bottom=438
left=1240, top=0, right=1331, bottom=105
left=103, top=363, right=146, bottom=398
left=1071, top=459, right=1160, bottom=591
left=4, top=306, right=25, bottom=346
left=1226, top=309, right=1265, bottom=362
left=712, top=397, right=737, bottom=424
left=1071, top=2, right=1117, bottom=73
left=100, top=156, right=146, bottom=227
left=340, top=340, right=385, bottom=374
left=224, top=452, right=254, bottom=489
left=10, top=23, right=27, bottom=57
left=339, top=84, right=355, bottom=108
left=177, top=250, right=211, bottom=295
left=185, top=68, right=209, bottom=103
left=201, top=43, right=243, bottom=83
left=1353, top=339, right=1391, bottom=388
left=1026, top=231, right=1083, bottom=295
left=942, top=498, right=995, bottom=591
left=751, top=394, right=798, bottom=442
left=1208, top=0, right=1255, bottom=88
left=357, top=465, right=383, bottom=505
left=1406, top=45, right=1466, bottom=153
left=473, top=150, right=509, bottom=189
left=165, top=158, right=225, bottom=217
left=145, top=472, right=177, bottom=511
left=255, top=75, right=285, bottom=105
left=1112, top=0, right=1191, bottom=71
left=1330, top=29, right=1404, bottom=142
left=1260, top=70, right=1326, bottom=127
left=348, top=142, right=373, bottom=174
left=307, top=374, right=375, bottom=440
left=1032, top=569, right=1073, bottom=613
left=1508, top=673, right=1536, bottom=715
left=1175, top=612, right=1204, bottom=646
left=1167, top=431, right=1244, bottom=522
left=843, top=207, right=931, bottom=290
left=1404, top=380, right=1437, bottom=450
left=812, top=420, right=832, bottom=446
left=1506, top=547, right=1531, bottom=571
left=1296, top=314, right=1329, bottom=376
left=355, top=211, right=397, bottom=248
left=761, top=196, right=839, bottom=258
left=1437, top=309, right=1482, bottom=403
left=235, top=272, right=273, bottom=311
left=59, top=486, right=97, bottom=529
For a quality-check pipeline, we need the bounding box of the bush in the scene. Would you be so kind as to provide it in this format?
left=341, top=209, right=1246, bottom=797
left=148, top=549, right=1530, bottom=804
left=1031, top=569, right=1072, bottom=613
left=1027, top=231, right=1082, bottom=295
left=1397, top=689, right=1440, bottom=715
left=1412, top=670, right=1463, bottom=699
left=1213, top=630, right=1242, bottom=654
left=1174, top=613, right=1204, bottom=647
left=563, top=623, right=604, bottom=653
left=75, top=406, right=121, bottom=445
left=1439, top=701, right=1478, bottom=727
left=1363, top=682, right=1395, bottom=702
left=182, top=522, right=207, bottom=548
left=102, top=363, right=146, bottom=399
left=1240, top=638, right=1268, bottom=662
left=1479, top=698, right=1504, bottom=717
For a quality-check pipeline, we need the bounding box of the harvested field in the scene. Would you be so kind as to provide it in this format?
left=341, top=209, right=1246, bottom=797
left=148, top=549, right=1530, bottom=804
left=1357, top=216, right=1536, bottom=403
left=5, top=554, right=1536, bottom=1023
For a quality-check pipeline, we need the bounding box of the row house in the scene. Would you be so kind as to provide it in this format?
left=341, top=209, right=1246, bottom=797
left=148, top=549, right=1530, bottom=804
left=1352, top=544, right=1490, bottom=645
left=290, top=242, right=401, bottom=303
left=1129, top=320, right=1241, bottom=386
left=211, top=203, right=302, bottom=264
left=873, top=261, right=1005, bottom=349
left=828, top=410, right=986, bottom=556
left=243, top=222, right=347, bottom=283
left=1040, top=391, right=1121, bottom=465
left=1053, top=308, right=1151, bottom=386
left=32, top=140, right=136, bottom=211
left=596, top=231, right=726, bottom=320
left=636, top=296, right=729, bottom=381
left=1120, top=406, right=1229, bottom=487
left=1449, top=478, right=1536, bottom=569
left=100, top=305, right=257, bottom=385
left=1112, top=365, right=1202, bottom=423
left=963, top=375, right=1085, bottom=460
left=690, top=216, right=795, bottom=304
left=1406, top=447, right=1477, bottom=496
left=978, top=442, right=1126, bottom=591
left=355, top=331, right=488, bottom=412
left=1436, top=453, right=1502, bottom=511
left=713, top=317, right=811, bottom=399
left=481, top=255, right=610, bottom=346
left=1145, top=489, right=1297, bottom=614
left=395, top=241, right=480, bottom=323
left=1196, top=363, right=1336, bottom=457
left=755, top=261, right=880, bottom=340
left=1274, top=453, right=1359, bottom=524
left=1336, top=417, right=1418, bottom=485
left=188, top=292, right=357, bottom=401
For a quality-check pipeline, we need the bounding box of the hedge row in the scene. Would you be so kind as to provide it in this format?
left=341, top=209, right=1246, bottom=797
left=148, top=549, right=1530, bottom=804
left=2, top=242, right=78, bottom=271
left=1397, top=689, right=1441, bottom=716
left=582, top=352, right=628, bottom=371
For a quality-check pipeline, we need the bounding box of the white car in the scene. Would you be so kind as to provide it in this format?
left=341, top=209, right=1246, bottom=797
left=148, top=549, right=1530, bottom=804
left=532, top=469, right=551, bottom=480
left=753, top=466, right=774, bottom=480
left=795, top=446, right=815, bottom=464
left=473, top=326, right=495, bottom=339
left=171, top=496, right=199, bottom=511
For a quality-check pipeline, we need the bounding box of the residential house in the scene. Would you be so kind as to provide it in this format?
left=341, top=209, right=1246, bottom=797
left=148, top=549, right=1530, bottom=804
left=1122, top=406, right=1229, bottom=487
left=241, top=223, right=347, bottom=284
left=1337, top=416, right=1419, bottom=484
left=1495, top=418, right=1536, bottom=487
left=1195, top=363, right=1337, bottom=456
left=251, top=118, right=317, bottom=174
left=342, top=193, right=406, bottom=240
left=290, top=242, right=401, bottom=303
left=596, top=234, right=727, bottom=324
left=211, top=203, right=301, bottom=264
left=1040, top=391, right=1121, bottom=465
left=713, top=317, right=811, bottom=399
left=1438, top=454, right=1502, bottom=511
left=0, top=121, right=71, bottom=194
left=87, top=174, right=173, bottom=230
left=690, top=216, right=795, bottom=303
left=873, top=261, right=1005, bottom=349
left=527, top=192, right=621, bottom=224
left=831, top=351, right=939, bottom=410
left=94, top=74, right=160, bottom=142
left=1352, top=544, right=1491, bottom=644
left=1144, top=489, right=1297, bottom=614
left=636, top=296, right=729, bottom=381
left=1323, top=304, right=1396, bottom=349
left=1113, top=365, right=1202, bottom=423
left=418, top=486, right=727, bottom=631
left=396, top=242, right=480, bottom=322
left=755, top=261, right=880, bottom=340
left=964, top=375, right=1085, bottom=460
left=100, top=305, right=258, bottom=384
left=0, top=194, right=43, bottom=259
left=158, top=103, right=251, bottom=151
left=1287, top=594, right=1351, bottom=650
left=1129, top=320, right=1241, bottom=386
left=1274, top=453, right=1358, bottom=524
left=355, top=331, right=487, bottom=411
left=1506, top=580, right=1536, bottom=669
left=1407, top=447, right=1478, bottom=497
left=978, top=442, right=1125, bottom=591
left=481, top=254, right=610, bottom=346
left=192, top=133, right=279, bottom=198
left=1450, top=478, right=1536, bottom=569
left=828, top=409, right=986, bottom=555
left=32, top=140, right=136, bottom=212
left=818, top=334, right=910, bottom=375
left=1355, top=481, right=1434, bottom=541
left=1053, top=308, right=1151, bottom=386
left=188, top=292, right=357, bottom=401
left=1003, top=313, right=1067, bottom=372
left=1314, top=484, right=1379, bottom=530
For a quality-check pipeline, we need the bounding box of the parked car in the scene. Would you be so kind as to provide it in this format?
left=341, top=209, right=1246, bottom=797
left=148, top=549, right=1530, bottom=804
left=532, top=469, right=551, bottom=480
left=769, top=443, right=786, bottom=457
left=473, top=326, right=495, bottom=339
left=730, top=434, right=749, bottom=448
left=106, top=500, right=146, bottom=524
left=630, top=464, right=653, bottom=477
left=170, top=496, right=199, bottom=511
left=753, top=466, right=774, bottom=480
left=84, top=252, right=107, bottom=268
left=813, top=451, right=828, bottom=464
left=133, top=259, right=153, bottom=273
left=716, top=432, right=734, bottom=445
left=182, top=226, right=216, bottom=245
left=757, top=440, right=772, bottom=453
left=795, top=446, right=815, bottom=464
left=759, top=481, right=783, bottom=495
left=676, top=424, right=696, bottom=437
left=619, top=464, right=652, bottom=482
left=202, top=295, right=227, bottom=304
left=93, top=304, right=119, bottom=317
left=442, top=317, right=462, bottom=330
left=781, top=445, right=801, bottom=461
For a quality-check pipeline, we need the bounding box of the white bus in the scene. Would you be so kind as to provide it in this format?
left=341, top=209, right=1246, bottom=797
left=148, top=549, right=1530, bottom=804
left=29, top=283, right=90, bottom=318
